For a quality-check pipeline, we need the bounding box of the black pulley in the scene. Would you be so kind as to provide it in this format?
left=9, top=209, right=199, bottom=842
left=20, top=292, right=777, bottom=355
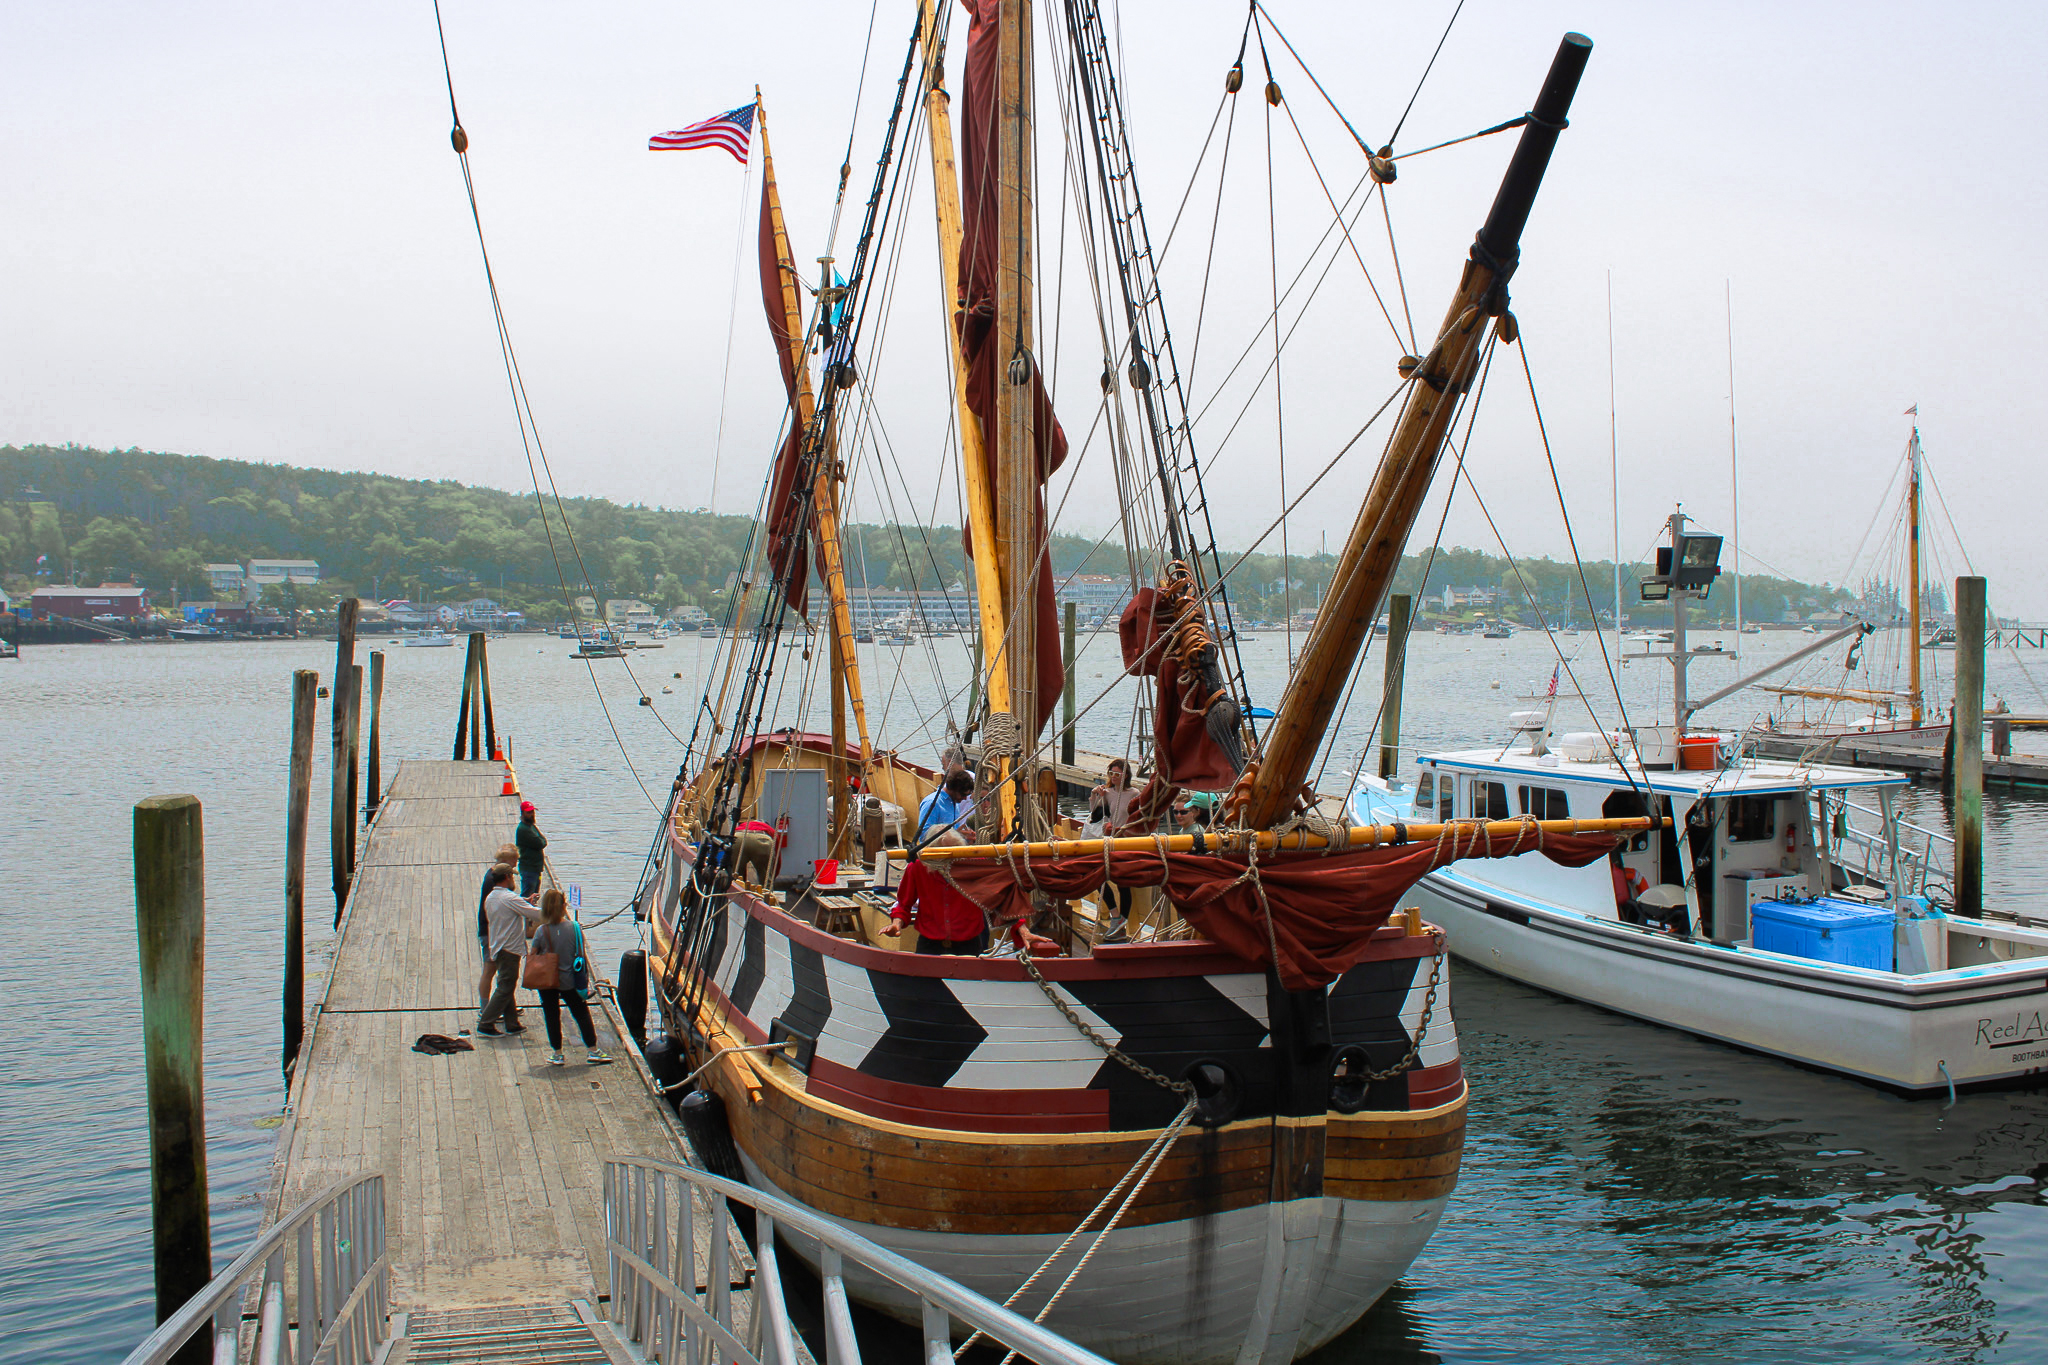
left=679, top=1089, right=748, bottom=1184
left=616, top=950, right=648, bottom=1047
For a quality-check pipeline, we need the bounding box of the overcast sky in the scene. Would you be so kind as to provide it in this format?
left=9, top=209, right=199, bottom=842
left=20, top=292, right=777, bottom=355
left=5, top=2, right=2044, bottom=614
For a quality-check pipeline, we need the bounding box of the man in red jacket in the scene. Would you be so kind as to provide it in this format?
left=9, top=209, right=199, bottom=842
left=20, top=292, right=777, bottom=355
left=886, top=834, right=989, bottom=955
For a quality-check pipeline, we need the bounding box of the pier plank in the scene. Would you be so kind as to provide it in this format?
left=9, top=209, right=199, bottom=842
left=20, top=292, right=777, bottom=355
left=266, top=759, right=703, bottom=1312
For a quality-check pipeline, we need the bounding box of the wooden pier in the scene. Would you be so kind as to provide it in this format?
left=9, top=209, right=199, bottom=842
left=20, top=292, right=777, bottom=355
left=263, top=758, right=749, bottom=1359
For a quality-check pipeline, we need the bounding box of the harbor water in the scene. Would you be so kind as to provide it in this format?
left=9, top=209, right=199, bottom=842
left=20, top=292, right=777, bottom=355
left=3, top=628, right=2043, bottom=1363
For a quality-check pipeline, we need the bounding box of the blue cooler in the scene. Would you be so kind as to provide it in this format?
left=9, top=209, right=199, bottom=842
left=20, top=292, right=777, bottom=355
left=1751, top=897, right=1895, bottom=971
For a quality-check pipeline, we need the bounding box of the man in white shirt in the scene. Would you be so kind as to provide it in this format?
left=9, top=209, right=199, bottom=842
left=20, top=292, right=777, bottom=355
left=478, top=864, right=543, bottom=1036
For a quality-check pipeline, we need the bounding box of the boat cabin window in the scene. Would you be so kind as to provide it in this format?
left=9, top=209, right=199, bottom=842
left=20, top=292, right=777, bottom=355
left=1473, top=781, right=1510, bottom=821
left=1415, top=772, right=1435, bottom=811
left=1440, top=783, right=1455, bottom=822
left=1518, top=785, right=1570, bottom=820
left=1726, top=795, right=1777, bottom=843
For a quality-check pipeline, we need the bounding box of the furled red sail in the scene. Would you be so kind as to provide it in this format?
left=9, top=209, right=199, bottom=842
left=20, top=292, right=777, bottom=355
left=1119, top=585, right=1240, bottom=793
left=758, top=134, right=812, bottom=616
left=958, top=0, right=1067, bottom=736
left=945, top=826, right=1622, bottom=990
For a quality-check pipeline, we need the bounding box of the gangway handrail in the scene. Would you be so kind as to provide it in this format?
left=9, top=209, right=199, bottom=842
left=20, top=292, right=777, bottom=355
left=605, top=1154, right=1113, bottom=1365
left=122, top=1171, right=389, bottom=1365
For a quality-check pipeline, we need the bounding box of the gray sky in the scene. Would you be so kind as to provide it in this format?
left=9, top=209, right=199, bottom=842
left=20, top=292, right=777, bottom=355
left=5, top=2, right=2044, bottom=614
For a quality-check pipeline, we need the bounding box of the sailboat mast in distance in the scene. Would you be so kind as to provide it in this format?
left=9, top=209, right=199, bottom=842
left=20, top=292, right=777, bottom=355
left=1727, top=280, right=1742, bottom=644
left=1245, top=32, right=1593, bottom=829
left=1608, top=270, right=1620, bottom=632
left=1908, top=418, right=1923, bottom=726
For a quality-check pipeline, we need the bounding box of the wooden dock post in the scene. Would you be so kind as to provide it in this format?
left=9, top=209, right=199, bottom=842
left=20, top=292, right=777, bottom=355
left=478, top=632, right=498, bottom=759
left=134, top=794, right=212, bottom=1365
left=284, top=670, right=317, bottom=1081
left=1955, top=576, right=1985, bottom=916
left=454, top=632, right=476, bottom=759
left=1378, top=594, right=1412, bottom=781
left=469, top=633, right=485, bottom=759
left=366, top=651, right=385, bottom=814
left=1062, top=601, right=1077, bottom=768
left=346, top=662, right=363, bottom=865
left=331, top=598, right=358, bottom=916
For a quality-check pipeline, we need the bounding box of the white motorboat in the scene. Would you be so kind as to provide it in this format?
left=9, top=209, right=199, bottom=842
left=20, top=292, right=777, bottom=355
left=403, top=628, right=455, bottom=647
left=1353, top=511, right=2047, bottom=1092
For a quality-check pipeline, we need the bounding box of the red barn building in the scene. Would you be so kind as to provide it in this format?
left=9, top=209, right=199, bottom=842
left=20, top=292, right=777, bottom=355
left=31, top=584, right=148, bottom=619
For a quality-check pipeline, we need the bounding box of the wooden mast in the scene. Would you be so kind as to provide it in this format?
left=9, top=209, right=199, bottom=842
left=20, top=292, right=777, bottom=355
left=1243, top=33, right=1592, bottom=829
left=1908, top=422, right=1923, bottom=727
left=757, top=98, right=873, bottom=852
left=995, top=0, right=1041, bottom=834
left=922, top=0, right=1016, bottom=833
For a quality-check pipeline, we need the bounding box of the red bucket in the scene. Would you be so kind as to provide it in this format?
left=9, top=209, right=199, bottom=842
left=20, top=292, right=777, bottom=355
left=812, top=858, right=841, bottom=886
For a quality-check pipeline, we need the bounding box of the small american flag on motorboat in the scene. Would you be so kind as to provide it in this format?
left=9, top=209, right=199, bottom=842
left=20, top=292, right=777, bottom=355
left=648, top=104, right=755, bottom=162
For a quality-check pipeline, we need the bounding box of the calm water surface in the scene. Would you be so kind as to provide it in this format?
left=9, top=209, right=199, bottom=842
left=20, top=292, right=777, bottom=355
left=2, top=629, right=2043, bottom=1363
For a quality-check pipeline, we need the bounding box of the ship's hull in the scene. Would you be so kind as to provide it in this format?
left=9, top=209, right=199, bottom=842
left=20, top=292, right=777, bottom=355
left=648, top=805, right=1464, bottom=1363
left=743, top=1146, right=1454, bottom=1364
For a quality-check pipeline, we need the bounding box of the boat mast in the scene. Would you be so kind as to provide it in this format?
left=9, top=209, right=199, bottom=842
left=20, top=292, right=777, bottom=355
left=996, top=0, right=1042, bottom=831
left=920, top=0, right=1016, bottom=833
left=758, top=101, right=874, bottom=839
left=1607, top=271, right=1620, bottom=634
left=1908, top=420, right=1923, bottom=726
left=1244, top=33, right=1592, bottom=828
left=1726, top=280, right=1741, bottom=646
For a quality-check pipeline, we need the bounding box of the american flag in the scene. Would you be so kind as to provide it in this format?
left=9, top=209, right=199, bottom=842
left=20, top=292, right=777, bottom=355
left=649, top=104, right=755, bottom=162
left=1545, top=662, right=1560, bottom=699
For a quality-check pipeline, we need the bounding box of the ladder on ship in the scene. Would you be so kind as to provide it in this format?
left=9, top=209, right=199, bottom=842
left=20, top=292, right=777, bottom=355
left=1060, top=0, right=1259, bottom=730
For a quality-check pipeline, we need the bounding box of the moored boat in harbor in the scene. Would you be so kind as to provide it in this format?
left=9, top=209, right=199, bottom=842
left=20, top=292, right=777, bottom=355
left=1353, top=513, right=2048, bottom=1092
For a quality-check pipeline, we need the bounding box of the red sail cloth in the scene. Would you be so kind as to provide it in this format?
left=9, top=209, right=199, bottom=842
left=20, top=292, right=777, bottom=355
left=958, top=0, right=1068, bottom=737
left=942, top=826, right=1622, bottom=990
left=759, top=169, right=811, bottom=616
left=1118, top=587, right=1237, bottom=792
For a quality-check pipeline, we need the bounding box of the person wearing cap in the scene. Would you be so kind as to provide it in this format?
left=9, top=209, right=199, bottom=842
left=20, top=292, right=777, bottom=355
left=515, top=801, right=547, bottom=897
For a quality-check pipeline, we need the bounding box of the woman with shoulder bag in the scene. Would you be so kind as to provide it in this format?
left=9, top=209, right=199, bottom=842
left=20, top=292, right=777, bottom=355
left=526, top=889, right=613, bottom=1067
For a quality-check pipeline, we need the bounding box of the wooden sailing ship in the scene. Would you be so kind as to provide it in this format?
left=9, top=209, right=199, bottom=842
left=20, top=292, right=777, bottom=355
left=644, top=8, right=1639, bottom=1360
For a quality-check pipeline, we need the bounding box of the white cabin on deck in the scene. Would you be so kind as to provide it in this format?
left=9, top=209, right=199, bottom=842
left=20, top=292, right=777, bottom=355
left=1384, top=748, right=1902, bottom=947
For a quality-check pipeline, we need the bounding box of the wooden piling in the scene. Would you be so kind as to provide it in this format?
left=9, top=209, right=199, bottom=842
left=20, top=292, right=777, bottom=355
left=468, top=634, right=484, bottom=760
left=284, top=671, right=316, bottom=1081
left=345, top=662, right=362, bottom=870
left=331, top=598, right=358, bottom=915
left=1955, top=576, right=1985, bottom=916
left=1062, top=600, right=1077, bottom=768
left=365, top=651, right=385, bottom=814
left=477, top=632, right=497, bottom=759
left=1378, top=594, right=1412, bottom=781
left=134, top=794, right=212, bottom=1365
left=454, top=633, right=477, bottom=760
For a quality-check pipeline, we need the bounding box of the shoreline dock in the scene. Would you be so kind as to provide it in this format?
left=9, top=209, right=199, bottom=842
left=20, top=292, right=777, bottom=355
left=262, top=757, right=748, bottom=1358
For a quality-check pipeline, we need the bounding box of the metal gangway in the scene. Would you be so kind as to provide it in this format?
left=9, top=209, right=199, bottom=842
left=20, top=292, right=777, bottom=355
left=124, top=1159, right=1111, bottom=1365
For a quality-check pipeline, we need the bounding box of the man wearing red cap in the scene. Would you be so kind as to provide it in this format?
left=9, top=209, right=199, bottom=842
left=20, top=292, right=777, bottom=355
left=516, top=801, right=547, bottom=897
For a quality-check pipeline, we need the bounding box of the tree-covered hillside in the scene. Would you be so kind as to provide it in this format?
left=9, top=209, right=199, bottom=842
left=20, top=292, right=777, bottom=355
left=0, top=443, right=1842, bottom=625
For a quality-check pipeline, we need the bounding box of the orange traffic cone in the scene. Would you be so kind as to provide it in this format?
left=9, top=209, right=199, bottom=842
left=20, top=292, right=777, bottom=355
left=502, top=773, right=518, bottom=796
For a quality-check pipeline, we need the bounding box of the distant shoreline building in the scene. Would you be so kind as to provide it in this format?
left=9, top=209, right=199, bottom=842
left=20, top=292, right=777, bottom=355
left=31, top=584, right=148, bottom=619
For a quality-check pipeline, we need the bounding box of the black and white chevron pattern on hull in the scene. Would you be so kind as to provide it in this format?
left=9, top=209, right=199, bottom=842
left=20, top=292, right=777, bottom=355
left=689, top=896, right=1442, bottom=1128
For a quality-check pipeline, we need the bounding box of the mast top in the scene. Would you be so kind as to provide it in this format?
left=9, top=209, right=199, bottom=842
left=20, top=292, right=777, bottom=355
left=1472, top=32, right=1592, bottom=284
